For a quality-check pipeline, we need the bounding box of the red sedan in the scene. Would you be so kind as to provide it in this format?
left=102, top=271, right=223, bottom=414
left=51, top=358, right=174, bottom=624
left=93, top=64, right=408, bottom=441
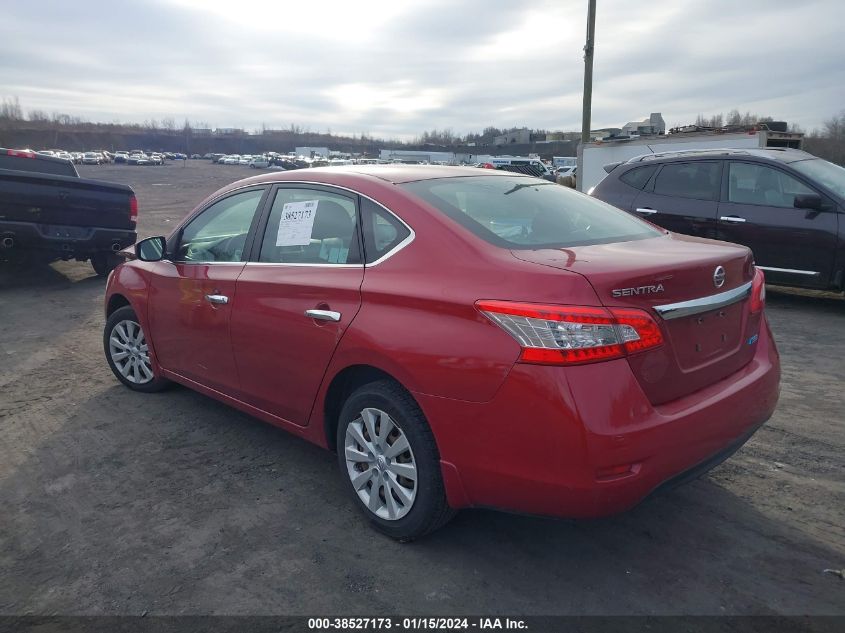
left=103, top=166, right=779, bottom=540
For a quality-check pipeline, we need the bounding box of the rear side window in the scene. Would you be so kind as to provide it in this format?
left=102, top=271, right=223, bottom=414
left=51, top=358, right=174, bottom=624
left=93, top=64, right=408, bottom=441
left=402, top=176, right=660, bottom=249
left=653, top=162, right=721, bottom=200
left=258, top=188, right=361, bottom=264
left=619, top=165, right=657, bottom=190
left=0, top=154, right=77, bottom=177
left=728, top=162, right=816, bottom=208
left=361, top=198, right=411, bottom=264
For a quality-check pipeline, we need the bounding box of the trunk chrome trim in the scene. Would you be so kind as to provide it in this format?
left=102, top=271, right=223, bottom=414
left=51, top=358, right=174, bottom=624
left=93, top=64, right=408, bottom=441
left=756, top=266, right=820, bottom=277
left=653, top=281, right=753, bottom=321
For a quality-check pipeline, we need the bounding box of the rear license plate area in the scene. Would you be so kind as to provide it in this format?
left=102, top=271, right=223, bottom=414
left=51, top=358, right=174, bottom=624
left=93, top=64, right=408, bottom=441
left=39, top=224, right=91, bottom=240
left=667, top=302, right=744, bottom=370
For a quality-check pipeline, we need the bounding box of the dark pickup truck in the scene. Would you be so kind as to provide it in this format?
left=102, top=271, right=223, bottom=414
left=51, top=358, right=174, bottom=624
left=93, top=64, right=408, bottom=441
left=0, top=148, right=137, bottom=275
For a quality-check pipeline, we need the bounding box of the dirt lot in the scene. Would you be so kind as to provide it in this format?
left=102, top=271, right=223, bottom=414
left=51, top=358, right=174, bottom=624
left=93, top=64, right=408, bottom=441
left=0, top=161, right=842, bottom=616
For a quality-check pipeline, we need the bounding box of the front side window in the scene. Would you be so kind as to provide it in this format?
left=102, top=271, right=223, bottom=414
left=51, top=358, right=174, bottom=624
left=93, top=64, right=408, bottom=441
left=653, top=161, right=721, bottom=200
left=402, top=176, right=660, bottom=249
left=729, top=162, right=817, bottom=207
left=176, top=189, right=265, bottom=263
left=258, top=188, right=361, bottom=264
left=791, top=158, right=845, bottom=198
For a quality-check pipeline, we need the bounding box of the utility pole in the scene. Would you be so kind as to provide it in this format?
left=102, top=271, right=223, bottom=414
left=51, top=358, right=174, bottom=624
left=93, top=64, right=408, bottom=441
left=580, top=0, right=597, bottom=146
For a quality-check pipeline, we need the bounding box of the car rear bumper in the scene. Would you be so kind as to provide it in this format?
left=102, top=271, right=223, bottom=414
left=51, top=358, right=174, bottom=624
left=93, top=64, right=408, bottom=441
left=0, top=220, right=136, bottom=257
left=417, top=316, right=780, bottom=518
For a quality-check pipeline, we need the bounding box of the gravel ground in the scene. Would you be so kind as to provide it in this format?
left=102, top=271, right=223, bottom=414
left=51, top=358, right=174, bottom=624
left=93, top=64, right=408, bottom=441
left=0, top=161, right=842, bottom=616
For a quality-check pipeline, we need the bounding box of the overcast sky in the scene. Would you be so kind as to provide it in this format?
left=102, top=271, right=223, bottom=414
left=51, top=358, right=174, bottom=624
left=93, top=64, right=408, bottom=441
left=1, top=0, right=843, bottom=139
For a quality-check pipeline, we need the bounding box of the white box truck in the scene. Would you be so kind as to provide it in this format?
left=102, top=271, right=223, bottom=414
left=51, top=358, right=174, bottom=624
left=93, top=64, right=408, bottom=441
left=577, top=128, right=803, bottom=192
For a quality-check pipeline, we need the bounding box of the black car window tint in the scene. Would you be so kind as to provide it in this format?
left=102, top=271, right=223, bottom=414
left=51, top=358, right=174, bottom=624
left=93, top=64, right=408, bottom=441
left=653, top=162, right=720, bottom=200
left=258, top=189, right=361, bottom=265
left=176, top=189, right=264, bottom=263
left=728, top=162, right=815, bottom=208
left=0, top=154, right=76, bottom=176
left=361, top=198, right=410, bottom=264
left=619, top=165, right=657, bottom=190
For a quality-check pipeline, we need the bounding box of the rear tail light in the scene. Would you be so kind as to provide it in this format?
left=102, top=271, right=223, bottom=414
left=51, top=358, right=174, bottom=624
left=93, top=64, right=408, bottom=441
left=750, top=268, right=765, bottom=314
left=475, top=300, right=664, bottom=366
left=129, top=194, right=138, bottom=226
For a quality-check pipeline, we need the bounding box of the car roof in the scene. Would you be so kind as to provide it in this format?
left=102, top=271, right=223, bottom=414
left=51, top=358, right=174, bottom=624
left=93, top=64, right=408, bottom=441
left=626, top=147, right=814, bottom=165
left=241, top=164, right=525, bottom=185
left=202, top=165, right=528, bottom=206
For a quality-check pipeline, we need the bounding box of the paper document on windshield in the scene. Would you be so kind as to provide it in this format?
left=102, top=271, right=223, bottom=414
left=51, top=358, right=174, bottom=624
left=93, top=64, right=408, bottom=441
left=276, top=200, right=319, bottom=246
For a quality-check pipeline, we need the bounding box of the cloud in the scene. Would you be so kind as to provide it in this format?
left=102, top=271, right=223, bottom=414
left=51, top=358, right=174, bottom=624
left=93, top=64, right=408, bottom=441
left=0, top=0, right=842, bottom=136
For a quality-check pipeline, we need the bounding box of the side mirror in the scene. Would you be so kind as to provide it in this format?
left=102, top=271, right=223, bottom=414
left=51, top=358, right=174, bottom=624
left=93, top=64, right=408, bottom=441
left=793, top=193, right=823, bottom=210
left=136, top=236, right=166, bottom=262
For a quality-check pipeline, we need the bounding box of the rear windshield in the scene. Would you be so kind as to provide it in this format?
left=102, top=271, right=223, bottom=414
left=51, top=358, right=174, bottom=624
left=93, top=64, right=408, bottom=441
left=402, top=176, right=661, bottom=249
left=0, top=154, right=77, bottom=177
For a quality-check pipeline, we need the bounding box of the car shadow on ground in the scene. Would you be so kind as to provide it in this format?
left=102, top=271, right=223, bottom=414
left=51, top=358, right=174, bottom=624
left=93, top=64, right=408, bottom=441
left=0, top=256, right=104, bottom=289
left=1, top=376, right=842, bottom=615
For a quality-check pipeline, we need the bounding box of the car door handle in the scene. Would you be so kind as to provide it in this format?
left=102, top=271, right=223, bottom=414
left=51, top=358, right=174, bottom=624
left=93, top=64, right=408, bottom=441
left=305, top=309, right=341, bottom=322
left=719, top=216, right=746, bottom=223
left=635, top=207, right=657, bottom=215
left=205, top=294, right=229, bottom=305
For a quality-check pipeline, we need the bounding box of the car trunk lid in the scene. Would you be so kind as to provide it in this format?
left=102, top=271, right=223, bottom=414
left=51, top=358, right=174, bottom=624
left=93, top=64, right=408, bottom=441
left=512, top=233, right=762, bottom=404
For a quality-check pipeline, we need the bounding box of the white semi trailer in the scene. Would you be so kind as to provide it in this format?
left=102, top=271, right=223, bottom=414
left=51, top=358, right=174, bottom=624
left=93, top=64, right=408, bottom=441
left=577, top=128, right=803, bottom=192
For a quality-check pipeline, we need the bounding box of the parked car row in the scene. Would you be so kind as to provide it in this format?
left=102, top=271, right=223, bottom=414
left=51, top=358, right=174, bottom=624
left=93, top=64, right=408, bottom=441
left=36, top=149, right=101, bottom=164
left=30, top=149, right=191, bottom=166
left=114, top=151, right=166, bottom=166
left=210, top=153, right=310, bottom=171
left=208, top=153, right=380, bottom=172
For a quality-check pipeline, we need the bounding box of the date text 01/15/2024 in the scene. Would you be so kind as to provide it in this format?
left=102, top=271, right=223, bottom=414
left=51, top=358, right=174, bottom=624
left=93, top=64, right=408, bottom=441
left=307, top=617, right=528, bottom=630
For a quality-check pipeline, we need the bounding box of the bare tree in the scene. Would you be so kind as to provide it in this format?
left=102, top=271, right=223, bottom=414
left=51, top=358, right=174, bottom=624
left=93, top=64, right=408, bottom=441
left=0, top=96, right=23, bottom=120
left=694, top=111, right=778, bottom=128
left=695, top=113, right=724, bottom=127
left=823, top=111, right=844, bottom=140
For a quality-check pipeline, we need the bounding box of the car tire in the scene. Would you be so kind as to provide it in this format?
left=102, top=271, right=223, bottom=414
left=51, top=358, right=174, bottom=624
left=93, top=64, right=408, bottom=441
left=90, top=252, right=122, bottom=276
left=336, top=379, right=455, bottom=541
left=103, top=305, right=169, bottom=392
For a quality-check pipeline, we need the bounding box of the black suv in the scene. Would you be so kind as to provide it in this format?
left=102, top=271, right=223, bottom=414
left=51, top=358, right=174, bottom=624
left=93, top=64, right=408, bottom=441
left=591, top=148, right=845, bottom=292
